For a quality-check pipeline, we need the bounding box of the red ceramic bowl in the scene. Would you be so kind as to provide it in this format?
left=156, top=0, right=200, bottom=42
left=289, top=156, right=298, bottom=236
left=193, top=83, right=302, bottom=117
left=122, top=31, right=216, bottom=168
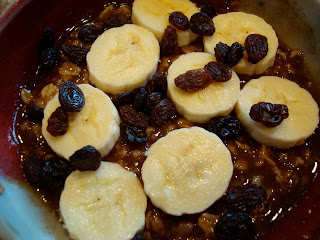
left=0, top=0, right=319, bottom=239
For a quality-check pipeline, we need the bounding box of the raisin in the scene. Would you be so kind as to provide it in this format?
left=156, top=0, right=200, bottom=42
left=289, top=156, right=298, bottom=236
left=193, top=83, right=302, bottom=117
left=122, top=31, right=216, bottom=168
left=77, top=25, right=102, bottom=42
left=47, top=107, right=68, bottom=136
left=23, top=155, right=72, bottom=190
left=39, top=27, right=55, bottom=53
left=204, top=61, right=232, bottom=82
left=245, top=34, right=268, bottom=64
left=161, top=26, right=179, bottom=57
left=226, top=42, right=245, bottom=67
left=145, top=92, right=162, bottom=114
left=119, top=105, right=149, bottom=128
left=133, top=87, right=149, bottom=112
left=169, top=12, right=189, bottom=31
left=59, top=81, right=85, bottom=112
left=207, top=116, right=243, bottom=140
left=132, top=234, right=144, bottom=240
left=146, top=72, right=167, bottom=94
left=175, top=68, right=213, bottom=92
left=102, top=13, right=132, bottom=31
left=121, top=124, right=147, bottom=144
left=190, top=12, right=215, bottom=36
left=151, top=98, right=176, bottom=126
left=215, top=212, right=255, bottom=240
left=69, top=145, right=101, bottom=171
left=39, top=48, right=61, bottom=70
left=61, top=45, right=89, bottom=64
left=226, top=184, right=267, bottom=212
left=26, top=102, right=44, bottom=123
left=200, top=3, right=217, bottom=18
left=249, top=102, right=289, bottom=128
left=214, top=42, right=230, bottom=63
left=112, top=90, right=137, bottom=107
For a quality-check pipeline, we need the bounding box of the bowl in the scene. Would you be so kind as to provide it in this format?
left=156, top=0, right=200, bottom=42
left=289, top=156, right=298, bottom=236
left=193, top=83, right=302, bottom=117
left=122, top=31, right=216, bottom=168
left=0, top=0, right=319, bottom=239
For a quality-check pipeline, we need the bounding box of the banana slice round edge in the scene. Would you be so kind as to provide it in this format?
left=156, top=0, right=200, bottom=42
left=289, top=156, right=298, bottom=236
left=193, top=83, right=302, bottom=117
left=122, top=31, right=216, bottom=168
left=142, top=127, right=233, bottom=216
left=203, top=12, right=279, bottom=75
left=132, top=0, right=200, bottom=47
left=60, top=162, right=147, bottom=240
left=167, top=52, right=240, bottom=123
left=42, top=84, right=120, bottom=159
left=87, top=24, right=160, bottom=94
left=236, top=76, right=319, bottom=148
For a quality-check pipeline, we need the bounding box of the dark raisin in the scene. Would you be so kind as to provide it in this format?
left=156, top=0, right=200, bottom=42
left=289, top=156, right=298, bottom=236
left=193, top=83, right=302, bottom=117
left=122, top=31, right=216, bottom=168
left=146, top=72, right=167, bottom=94
left=190, top=12, right=215, bottom=36
left=112, top=90, right=137, bottom=107
left=204, top=61, right=232, bottom=82
left=69, top=145, right=101, bottom=171
left=226, top=42, right=245, bottom=67
left=39, top=27, right=55, bottom=53
left=119, top=105, right=149, bottom=128
left=245, top=34, right=268, bottom=64
left=132, top=233, right=144, bottom=240
left=59, top=81, right=85, bottom=112
left=61, top=45, right=89, bottom=64
left=169, top=12, right=189, bottom=31
left=175, top=68, right=213, bottom=92
left=215, top=212, right=255, bottom=240
left=214, top=42, right=230, bottom=63
left=77, top=25, right=102, bottom=42
left=39, top=48, right=61, bottom=70
left=102, top=13, right=132, bottom=31
left=161, top=26, right=179, bottom=57
left=151, top=98, right=176, bottom=126
left=207, top=115, right=243, bottom=140
left=249, top=102, right=289, bottom=128
left=23, top=155, right=72, bottom=190
left=133, top=87, right=149, bottom=112
left=121, top=124, right=147, bottom=144
left=200, top=3, right=217, bottom=18
left=226, top=184, right=267, bottom=212
left=145, top=92, right=162, bottom=114
left=47, top=107, right=68, bottom=136
left=26, top=102, right=44, bottom=123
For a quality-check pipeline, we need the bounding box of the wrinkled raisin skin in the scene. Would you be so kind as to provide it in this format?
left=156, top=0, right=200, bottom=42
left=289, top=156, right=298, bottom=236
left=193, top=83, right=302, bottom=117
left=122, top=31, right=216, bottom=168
left=215, top=42, right=245, bottom=67
left=77, top=25, right=102, bottom=42
left=59, top=81, right=85, bottom=112
left=200, top=3, right=217, bottom=18
left=26, top=102, right=44, bottom=123
left=146, top=72, right=167, bottom=94
left=204, top=61, right=232, bottom=82
left=112, top=90, right=137, bottom=107
left=39, top=48, right=61, bottom=70
left=161, top=26, right=179, bottom=57
left=169, top=12, right=189, bottom=31
left=23, top=155, right=72, bottom=190
left=249, top=102, right=289, bottom=128
left=47, top=106, right=69, bottom=137
left=133, top=87, right=149, bottom=112
left=215, top=42, right=230, bottom=63
left=226, top=184, right=267, bottom=212
left=119, top=105, right=149, bottom=128
left=190, top=12, right=215, bottom=36
left=245, top=34, right=268, bottom=64
left=69, top=145, right=101, bottom=171
left=175, top=68, right=213, bottom=92
left=102, top=14, right=132, bottom=31
left=151, top=98, right=176, bottom=126
left=62, top=45, right=89, bottom=64
left=121, top=124, right=147, bottom=144
left=215, top=212, right=255, bottom=240
left=207, top=115, right=243, bottom=140
left=39, top=27, right=55, bottom=53
left=145, top=92, right=162, bottom=114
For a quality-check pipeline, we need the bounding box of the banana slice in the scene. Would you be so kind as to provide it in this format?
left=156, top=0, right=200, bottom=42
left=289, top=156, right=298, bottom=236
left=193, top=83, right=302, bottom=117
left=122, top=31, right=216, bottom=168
left=142, top=127, right=233, bottom=216
left=42, top=84, right=120, bottom=159
left=60, top=162, right=147, bottom=240
left=167, top=52, right=240, bottom=123
left=87, top=24, right=159, bottom=94
left=203, top=12, right=278, bottom=75
left=132, top=0, right=200, bottom=47
left=236, top=76, right=319, bottom=148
